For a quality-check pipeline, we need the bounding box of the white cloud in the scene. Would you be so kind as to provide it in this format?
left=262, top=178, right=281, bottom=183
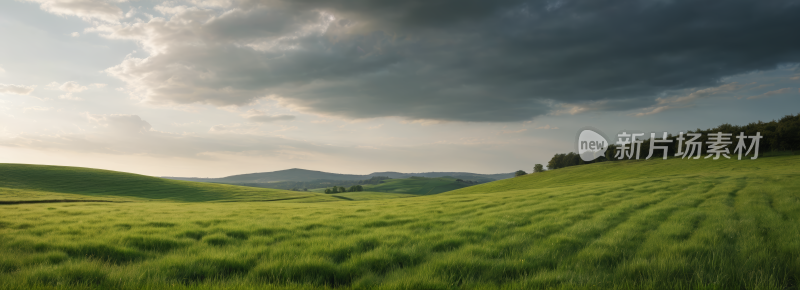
left=248, top=114, right=295, bottom=122
left=0, top=113, right=234, bottom=158
left=71, top=32, right=80, bottom=37
left=748, top=88, right=794, bottom=99
left=59, top=93, right=83, bottom=101
left=239, top=109, right=296, bottom=123
left=552, top=104, right=593, bottom=116
left=635, top=82, right=749, bottom=116
left=91, top=5, right=339, bottom=108
left=550, top=101, right=610, bottom=116
left=0, top=66, right=5, bottom=73
left=85, top=113, right=152, bottom=134
left=668, top=82, right=747, bottom=103
left=24, top=0, right=123, bottom=23
left=0, top=83, right=36, bottom=95
left=0, top=113, right=326, bottom=161
left=23, top=106, right=52, bottom=112
left=173, top=120, right=202, bottom=127
left=750, top=83, right=775, bottom=90
left=47, top=81, right=89, bottom=100
left=635, top=106, right=671, bottom=117
left=58, top=81, right=88, bottom=93
left=534, top=125, right=559, bottom=130
left=185, top=0, right=232, bottom=9
left=209, top=123, right=263, bottom=134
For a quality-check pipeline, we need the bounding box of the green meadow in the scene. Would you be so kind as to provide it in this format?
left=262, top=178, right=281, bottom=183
left=1, top=156, right=800, bottom=289
left=361, top=177, right=476, bottom=195
left=310, top=177, right=475, bottom=196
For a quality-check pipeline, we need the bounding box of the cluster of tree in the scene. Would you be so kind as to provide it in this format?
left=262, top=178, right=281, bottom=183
left=547, top=152, right=587, bottom=170
left=514, top=164, right=548, bottom=176
left=545, top=113, right=800, bottom=170
left=324, top=185, right=363, bottom=194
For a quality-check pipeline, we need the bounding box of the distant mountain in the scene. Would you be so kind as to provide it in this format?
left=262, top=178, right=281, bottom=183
left=162, top=168, right=515, bottom=183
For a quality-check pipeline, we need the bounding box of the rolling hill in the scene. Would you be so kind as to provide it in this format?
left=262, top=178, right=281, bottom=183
left=1, top=155, right=799, bottom=289
left=360, top=177, right=478, bottom=195
left=163, top=168, right=514, bottom=183
left=307, top=176, right=478, bottom=195
left=0, top=164, right=329, bottom=203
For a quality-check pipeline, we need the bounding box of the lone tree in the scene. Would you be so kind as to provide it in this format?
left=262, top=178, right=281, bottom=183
left=515, top=170, right=527, bottom=177
left=533, top=164, right=545, bottom=173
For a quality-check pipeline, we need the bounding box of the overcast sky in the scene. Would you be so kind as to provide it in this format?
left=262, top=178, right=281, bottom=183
left=1, top=0, right=799, bottom=177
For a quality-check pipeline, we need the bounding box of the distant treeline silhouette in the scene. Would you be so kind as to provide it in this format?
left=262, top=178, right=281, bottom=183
left=325, top=185, right=364, bottom=194
left=547, top=113, right=800, bottom=170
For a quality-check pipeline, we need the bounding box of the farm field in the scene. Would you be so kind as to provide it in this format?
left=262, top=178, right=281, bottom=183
left=1, top=156, right=800, bottom=289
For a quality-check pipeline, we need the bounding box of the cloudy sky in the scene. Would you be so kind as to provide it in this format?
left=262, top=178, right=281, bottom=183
left=1, top=0, right=799, bottom=177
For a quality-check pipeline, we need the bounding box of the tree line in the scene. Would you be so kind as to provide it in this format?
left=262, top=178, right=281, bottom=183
left=547, top=113, right=800, bottom=170
left=515, top=164, right=547, bottom=177
left=324, top=185, right=364, bottom=194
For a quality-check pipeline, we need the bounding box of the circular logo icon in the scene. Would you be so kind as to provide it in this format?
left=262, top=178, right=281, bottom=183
left=577, top=128, right=609, bottom=162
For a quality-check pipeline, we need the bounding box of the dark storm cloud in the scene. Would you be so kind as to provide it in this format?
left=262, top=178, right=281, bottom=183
left=205, top=7, right=321, bottom=41
left=279, top=0, right=524, bottom=29
left=107, top=0, right=800, bottom=121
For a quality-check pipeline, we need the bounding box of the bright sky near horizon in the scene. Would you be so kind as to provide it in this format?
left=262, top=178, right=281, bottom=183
left=1, top=0, right=799, bottom=177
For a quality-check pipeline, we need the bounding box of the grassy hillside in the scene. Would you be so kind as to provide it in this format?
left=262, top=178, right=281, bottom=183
left=0, top=164, right=331, bottom=202
left=361, top=177, right=475, bottom=195
left=447, top=154, right=789, bottom=195
left=328, top=191, right=417, bottom=201
left=1, top=156, right=800, bottom=289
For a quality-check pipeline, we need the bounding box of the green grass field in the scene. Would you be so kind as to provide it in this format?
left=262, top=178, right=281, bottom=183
left=309, top=177, right=475, bottom=196
left=361, top=177, right=474, bottom=195
left=327, top=192, right=418, bottom=201
left=1, top=156, right=800, bottom=289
